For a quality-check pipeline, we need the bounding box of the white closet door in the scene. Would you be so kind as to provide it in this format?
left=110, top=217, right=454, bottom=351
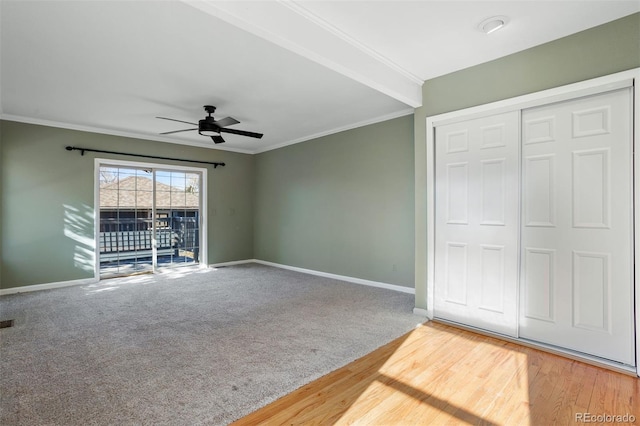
left=434, top=111, right=520, bottom=336
left=520, top=88, right=634, bottom=365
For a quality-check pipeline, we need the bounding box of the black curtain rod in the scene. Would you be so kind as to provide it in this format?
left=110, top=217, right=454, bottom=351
left=65, top=146, right=226, bottom=168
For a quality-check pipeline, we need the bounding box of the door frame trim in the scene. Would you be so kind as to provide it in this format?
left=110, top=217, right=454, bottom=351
left=94, top=158, right=209, bottom=279
left=417, top=68, right=640, bottom=374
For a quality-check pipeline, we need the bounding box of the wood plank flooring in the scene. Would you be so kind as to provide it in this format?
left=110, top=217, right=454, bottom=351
left=232, top=322, right=640, bottom=425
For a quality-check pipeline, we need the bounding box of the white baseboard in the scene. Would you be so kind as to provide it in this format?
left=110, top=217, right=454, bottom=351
left=210, top=259, right=255, bottom=268
left=0, top=277, right=98, bottom=296
left=0, top=259, right=416, bottom=297
left=0, top=260, right=255, bottom=296
left=252, top=259, right=415, bottom=294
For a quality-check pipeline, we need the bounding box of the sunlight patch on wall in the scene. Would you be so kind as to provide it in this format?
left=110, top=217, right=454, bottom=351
left=63, top=204, right=96, bottom=273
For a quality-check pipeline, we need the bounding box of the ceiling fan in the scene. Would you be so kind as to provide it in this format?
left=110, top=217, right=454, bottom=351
left=156, top=105, right=263, bottom=144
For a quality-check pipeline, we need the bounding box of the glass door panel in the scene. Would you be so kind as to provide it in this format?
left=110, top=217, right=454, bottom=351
left=99, top=167, right=154, bottom=277
left=99, top=165, right=202, bottom=278
left=155, top=170, right=201, bottom=268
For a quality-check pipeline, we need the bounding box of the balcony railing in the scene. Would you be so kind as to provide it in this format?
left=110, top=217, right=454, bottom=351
left=99, top=217, right=199, bottom=262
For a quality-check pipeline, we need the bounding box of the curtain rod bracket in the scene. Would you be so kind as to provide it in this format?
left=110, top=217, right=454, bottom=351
left=65, top=146, right=226, bottom=168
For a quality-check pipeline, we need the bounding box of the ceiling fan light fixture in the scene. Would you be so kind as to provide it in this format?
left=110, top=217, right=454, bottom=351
left=198, top=119, right=220, bottom=137
left=478, top=16, right=508, bottom=34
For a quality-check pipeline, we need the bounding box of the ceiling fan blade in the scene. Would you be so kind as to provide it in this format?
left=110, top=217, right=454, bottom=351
left=212, top=116, right=240, bottom=128
left=156, top=117, right=198, bottom=126
left=159, top=128, right=198, bottom=135
left=219, top=127, right=264, bottom=139
left=211, top=135, right=225, bottom=144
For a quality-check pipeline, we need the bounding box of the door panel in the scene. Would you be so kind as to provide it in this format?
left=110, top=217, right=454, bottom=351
left=434, top=111, right=520, bottom=336
left=522, top=248, right=555, bottom=322
left=99, top=167, right=155, bottom=277
left=524, top=154, right=555, bottom=227
left=519, top=88, right=634, bottom=365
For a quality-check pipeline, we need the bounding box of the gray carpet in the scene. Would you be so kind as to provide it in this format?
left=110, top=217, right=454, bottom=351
left=0, top=263, right=423, bottom=425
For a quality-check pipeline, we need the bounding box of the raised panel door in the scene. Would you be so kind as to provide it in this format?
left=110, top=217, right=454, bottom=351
left=519, top=88, right=634, bottom=365
left=434, top=111, right=520, bottom=336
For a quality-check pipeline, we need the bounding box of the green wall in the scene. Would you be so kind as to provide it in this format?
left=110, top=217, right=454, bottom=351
left=2, top=116, right=414, bottom=290
left=0, top=120, right=3, bottom=289
left=414, top=13, right=640, bottom=309
left=2, top=13, right=638, bottom=294
left=0, top=121, right=254, bottom=288
left=254, top=115, right=415, bottom=288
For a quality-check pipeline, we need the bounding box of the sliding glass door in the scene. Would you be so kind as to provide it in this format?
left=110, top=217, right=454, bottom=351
left=98, top=163, right=203, bottom=278
left=154, top=170, right=201, bottom=269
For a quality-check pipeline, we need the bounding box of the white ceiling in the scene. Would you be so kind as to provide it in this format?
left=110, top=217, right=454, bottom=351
left=1, top=1, right=638, bottom=154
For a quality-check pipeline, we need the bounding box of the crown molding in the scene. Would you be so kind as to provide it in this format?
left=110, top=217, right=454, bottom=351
left=0, top=114, right=254, bottom=154
left=2, top=107, right=415, bottom=156
left=253, top=107, right=414, bottom=154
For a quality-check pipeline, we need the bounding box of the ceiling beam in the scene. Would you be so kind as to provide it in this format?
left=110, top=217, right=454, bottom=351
left=182, top=0, right=422, bottom=108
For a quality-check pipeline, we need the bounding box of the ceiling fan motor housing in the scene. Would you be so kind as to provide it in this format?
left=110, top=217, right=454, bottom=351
left=199, top=119, right=220, bottom=136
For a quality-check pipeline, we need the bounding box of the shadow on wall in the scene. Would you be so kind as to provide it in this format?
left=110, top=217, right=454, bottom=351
left=64, top=203, right=95, bottom=274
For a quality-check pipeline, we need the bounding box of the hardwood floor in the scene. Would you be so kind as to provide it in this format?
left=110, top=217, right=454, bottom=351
left=232, top=322, right=640, bottom=425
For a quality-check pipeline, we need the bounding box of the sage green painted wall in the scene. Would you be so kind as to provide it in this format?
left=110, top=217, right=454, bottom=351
left=414, top=13, right=640, bottom=309
left=0, top=121, right=254, bottom=288
left=0, top=120, right=3, bottom=289
left=254, top=115, right=415, bottom=288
